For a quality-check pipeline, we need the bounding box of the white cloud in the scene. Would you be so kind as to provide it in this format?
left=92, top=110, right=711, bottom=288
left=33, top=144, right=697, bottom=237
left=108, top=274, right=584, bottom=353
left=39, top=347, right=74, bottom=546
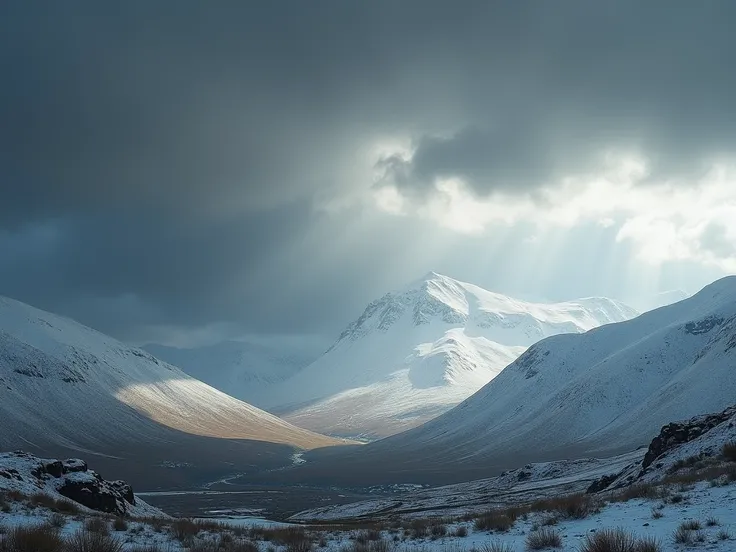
left=371, top=150, right=736, bottom=271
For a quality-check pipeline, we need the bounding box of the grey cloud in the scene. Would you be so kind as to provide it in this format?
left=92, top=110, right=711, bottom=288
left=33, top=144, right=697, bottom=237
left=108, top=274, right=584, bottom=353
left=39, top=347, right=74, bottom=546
left=1, top=1, right=735, bottom=340
left=699, top=223, right=736, bottom=259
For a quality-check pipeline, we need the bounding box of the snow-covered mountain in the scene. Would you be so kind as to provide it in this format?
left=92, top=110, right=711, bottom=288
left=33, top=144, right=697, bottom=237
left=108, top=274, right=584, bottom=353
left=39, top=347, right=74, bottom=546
left=361, top=275, right=736, bottom=469
left=633, top=289, right=691, bottom=313
left=260, top=272, right=638, bottom=439
left=143, top=339, right=318, bottom=408
left=0, top=296, right=341, bottom=469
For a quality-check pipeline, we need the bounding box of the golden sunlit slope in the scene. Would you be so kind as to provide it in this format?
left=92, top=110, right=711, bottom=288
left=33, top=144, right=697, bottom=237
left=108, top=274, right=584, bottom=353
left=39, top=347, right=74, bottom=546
left=0, top=295, right=344, bottom=453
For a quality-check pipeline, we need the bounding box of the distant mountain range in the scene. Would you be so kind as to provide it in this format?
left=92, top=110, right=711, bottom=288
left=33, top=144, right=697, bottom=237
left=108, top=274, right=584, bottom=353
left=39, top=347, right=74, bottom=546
left=151, top=272, right=638, bottom=439
left=282, top=275, right=736, bottom=485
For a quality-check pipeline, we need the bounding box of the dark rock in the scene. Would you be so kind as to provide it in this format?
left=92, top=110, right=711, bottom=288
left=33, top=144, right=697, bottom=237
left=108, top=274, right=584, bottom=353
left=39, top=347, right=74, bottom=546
left=109, top=480, right=136, bottom=505
left=586, top=472, right=619, bottom=494
left=58, top=475, right=120, bottom=514
left=517, top=471, right=531, bottom=481
left=62, top=459, right=87, bottom=473
left=642, top=405, right=736, bottom=469
left=0, top=469, right=22, bottom=480
left=44, top=461, right=64, bottom=478
left=57, top=471, right=135, bottom=515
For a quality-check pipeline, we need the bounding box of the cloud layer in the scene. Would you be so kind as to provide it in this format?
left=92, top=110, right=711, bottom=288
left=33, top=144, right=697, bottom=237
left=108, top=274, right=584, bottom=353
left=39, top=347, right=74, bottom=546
left=1, top=1, right=735, bottom=341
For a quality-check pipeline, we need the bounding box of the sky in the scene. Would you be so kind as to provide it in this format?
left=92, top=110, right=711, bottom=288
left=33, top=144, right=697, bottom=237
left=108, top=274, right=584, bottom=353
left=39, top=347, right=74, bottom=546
left=1, top=1, right=735, bottom=347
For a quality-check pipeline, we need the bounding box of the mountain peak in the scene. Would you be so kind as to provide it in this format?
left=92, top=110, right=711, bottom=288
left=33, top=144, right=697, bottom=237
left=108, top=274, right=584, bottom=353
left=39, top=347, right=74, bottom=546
left=331, top=274, right=638, bottom=348
left=402, top=271, right=456, bottom=292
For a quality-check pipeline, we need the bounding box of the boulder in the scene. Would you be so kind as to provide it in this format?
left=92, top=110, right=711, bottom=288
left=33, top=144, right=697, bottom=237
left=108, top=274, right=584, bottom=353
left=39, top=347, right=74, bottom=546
left=62, top=459, right=88, bottom=473
left=58, top=471, right=132, bottom=515
left=642, top=405, right=736, bottom=469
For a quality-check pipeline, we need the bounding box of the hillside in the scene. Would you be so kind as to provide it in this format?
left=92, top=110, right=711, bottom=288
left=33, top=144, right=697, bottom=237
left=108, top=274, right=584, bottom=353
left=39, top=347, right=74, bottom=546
left=259, top=272, right=637, bottom=438
left=0, top=296, right=343, bottom=488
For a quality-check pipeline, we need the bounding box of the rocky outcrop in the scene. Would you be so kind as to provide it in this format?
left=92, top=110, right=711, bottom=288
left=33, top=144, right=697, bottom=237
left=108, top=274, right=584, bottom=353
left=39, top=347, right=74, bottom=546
left=58, top=472, right=136, bottom=515
left=642, top=405, right=736, bottom=468
left=585, top=472, right=620, bottom=494
left=1, top=451, right=138, bottom=516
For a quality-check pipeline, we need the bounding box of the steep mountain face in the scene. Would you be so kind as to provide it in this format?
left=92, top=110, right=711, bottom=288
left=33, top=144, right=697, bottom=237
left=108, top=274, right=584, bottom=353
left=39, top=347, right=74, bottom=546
left=143, top=340, right=317, bottom=408
left=0, top=296, right=343, bottom=488
left=360, top=276, right=736, bottom=469
left=260, top=272, right=638, bottom=439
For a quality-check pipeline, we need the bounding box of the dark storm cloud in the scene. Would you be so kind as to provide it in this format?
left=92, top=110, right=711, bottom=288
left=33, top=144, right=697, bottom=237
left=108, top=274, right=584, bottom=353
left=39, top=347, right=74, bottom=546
left=1, top=1, right=736, bottom=338
left=375, top=2, right=736, bottom=195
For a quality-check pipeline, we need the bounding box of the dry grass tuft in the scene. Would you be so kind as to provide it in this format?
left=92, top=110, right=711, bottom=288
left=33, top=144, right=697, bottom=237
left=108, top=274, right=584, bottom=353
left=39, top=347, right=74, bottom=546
left=610, top=484, right=662, bottom=503
left=679, top=519, right=701, bottom=531
left=84, top=516, right=110, bottom=535
left=579, top=528, right=660, bottom=552
left=526, top=527, right=562, bottom=550
left=531, top=493, right=597, bottom=519
left=0, top=524, right=64, bottom=552
left=65, top=528, right=124, bottom=552
left=478, top=541, right=515, bottom=552
left=723, top=442, right=736, bottom=462
left=170, top=518, right=199, bottom=541
left=112, top=517, right=128, bottom=531
left=474, top=511, right=515, bottom=533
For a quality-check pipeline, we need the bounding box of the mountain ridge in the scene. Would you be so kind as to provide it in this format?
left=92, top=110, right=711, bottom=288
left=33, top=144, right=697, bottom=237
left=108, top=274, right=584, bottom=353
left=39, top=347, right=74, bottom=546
left=359, top=274, right=736, bottom=464
left=0, top=294, right=345, bottom=488
left=258, top=272, right=639, bottom=438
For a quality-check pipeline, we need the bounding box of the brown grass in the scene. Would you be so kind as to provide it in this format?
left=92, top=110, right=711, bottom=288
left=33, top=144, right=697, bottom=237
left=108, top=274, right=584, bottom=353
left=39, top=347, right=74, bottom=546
left=429, top=522, right=447, bottom=539
left=580, top=528, right=660, bottom=552
left=184, top=540, right=218, bottom=552
left=526, top=527, right=562, bottom=550
left=679, top=519, right=701, bottom=531
left=54, top=499, right=81, bottom=514
left=29, top=493, right=58, bottom=510
left=1, top=524, right=64, bottom=552
left=609, top=483, right=663, bottom=503
left=251, top=526, right=311, bottom=550
left=65, top=528, right=124, bottom=552
left=48, top=513, right=66, bottom=529
left=531, top=493, right=597, bottom=519
left=85, top=516, right=110, bottom=535
left=170, top=518, right=200, bottom=541
left=478, top=542, right=514, bottom=552
left=723, top=442, right=736, bottom=462
left=112, top=517, right=128, bottom=531
left=473, top=511, right=515, bottom=533
left=355, top=529, right=382, bottom=544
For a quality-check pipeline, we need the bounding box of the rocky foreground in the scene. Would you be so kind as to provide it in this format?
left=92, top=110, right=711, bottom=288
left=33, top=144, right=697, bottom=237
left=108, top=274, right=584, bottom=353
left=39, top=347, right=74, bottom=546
left=0, top=451, right=163, bottom=518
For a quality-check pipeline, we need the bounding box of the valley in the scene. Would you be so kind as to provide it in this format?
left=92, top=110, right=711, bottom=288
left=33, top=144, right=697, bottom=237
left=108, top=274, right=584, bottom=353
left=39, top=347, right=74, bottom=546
left=4, top=7, right=736, bottom=550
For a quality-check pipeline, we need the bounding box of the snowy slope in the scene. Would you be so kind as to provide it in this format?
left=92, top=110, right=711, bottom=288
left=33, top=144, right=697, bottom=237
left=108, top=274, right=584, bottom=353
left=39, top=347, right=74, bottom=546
left=363, top=275, right=736, bottom=466
left=143, top=340, right=317, bottom=408
left=0, top=296, right=342, bottom=456
left=262, top=272, right=637, bottom=438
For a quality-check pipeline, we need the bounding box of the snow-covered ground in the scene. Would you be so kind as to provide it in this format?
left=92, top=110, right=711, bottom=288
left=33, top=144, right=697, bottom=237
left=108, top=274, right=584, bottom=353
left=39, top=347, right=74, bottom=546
left=257, top=272, right=637, bottom=438
left=2, top=414, right=736, bottom=552
left=289, top=450, right=646, bottom=522
left=2, top=478, right=734, bottom=551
